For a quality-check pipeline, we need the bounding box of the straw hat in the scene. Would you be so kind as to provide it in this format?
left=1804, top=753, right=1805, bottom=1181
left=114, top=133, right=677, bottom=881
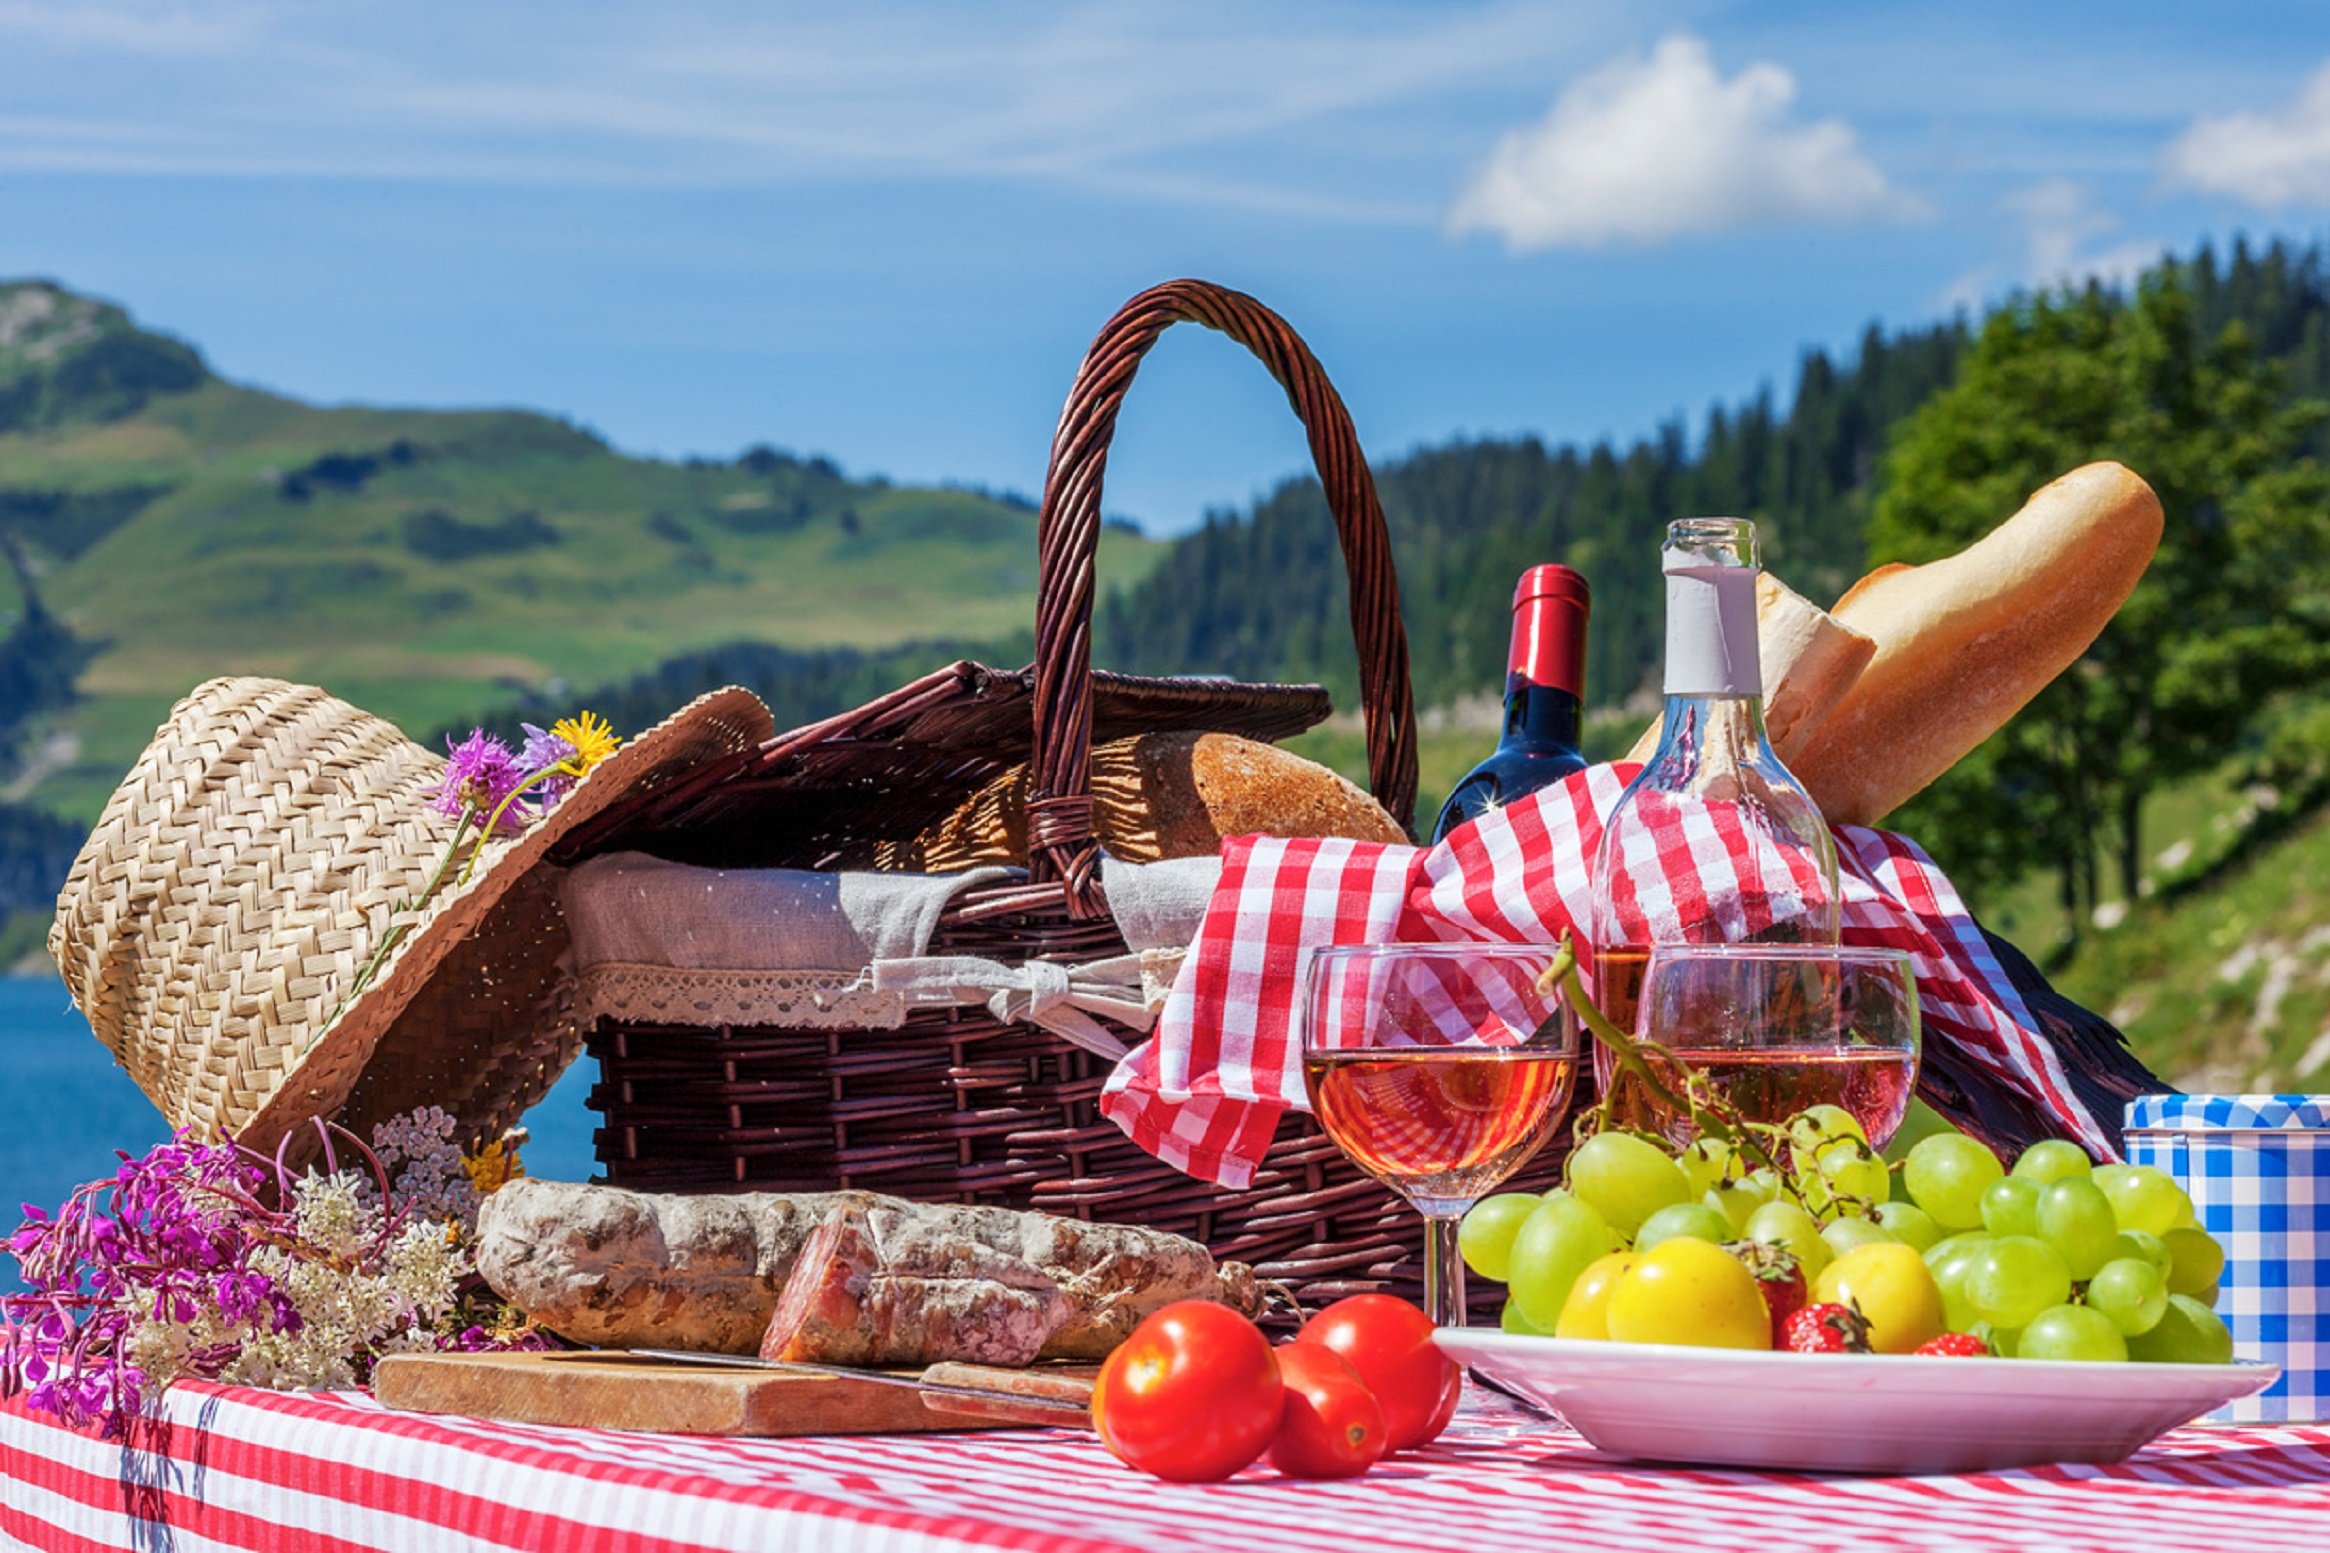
left=49, top=676, right=773, bottom=1160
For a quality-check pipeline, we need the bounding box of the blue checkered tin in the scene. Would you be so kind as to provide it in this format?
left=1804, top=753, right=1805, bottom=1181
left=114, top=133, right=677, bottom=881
left=2123, top=1093, right=2330, bottom=1421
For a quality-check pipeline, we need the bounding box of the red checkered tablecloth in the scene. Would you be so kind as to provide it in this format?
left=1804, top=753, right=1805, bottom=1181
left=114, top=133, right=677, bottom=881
left=6, top=1383, right=2330, bottom=1552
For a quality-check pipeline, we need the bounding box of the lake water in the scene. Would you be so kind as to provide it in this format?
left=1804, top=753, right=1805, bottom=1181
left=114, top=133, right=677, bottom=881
left=0, top=976, right=602, bottom=1291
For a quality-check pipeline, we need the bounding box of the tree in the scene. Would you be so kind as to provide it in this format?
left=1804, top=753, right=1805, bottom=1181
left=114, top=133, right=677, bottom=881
left=1871, top=274, right=2330, bottom=930
left=0, top=535, right=98, bottom=778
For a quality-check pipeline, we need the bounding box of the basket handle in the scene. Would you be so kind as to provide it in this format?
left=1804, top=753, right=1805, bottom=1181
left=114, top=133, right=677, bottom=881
left=1028, top=279, right=1419, bottom=903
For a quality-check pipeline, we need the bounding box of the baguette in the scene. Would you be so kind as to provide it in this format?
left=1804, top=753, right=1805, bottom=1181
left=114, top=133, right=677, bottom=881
left=1624, top=573, right=1877, bottom=765
left=1786, top=461, right=2164, bottom=825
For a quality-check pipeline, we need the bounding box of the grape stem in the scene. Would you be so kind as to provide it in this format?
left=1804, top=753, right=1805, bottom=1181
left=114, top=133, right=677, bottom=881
left=1539, top=933, right=1849, bottom=1213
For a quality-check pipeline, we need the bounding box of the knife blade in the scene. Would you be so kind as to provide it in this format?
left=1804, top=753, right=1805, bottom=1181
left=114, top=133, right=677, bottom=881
left=564, top=1348, right=1094, bottom=1428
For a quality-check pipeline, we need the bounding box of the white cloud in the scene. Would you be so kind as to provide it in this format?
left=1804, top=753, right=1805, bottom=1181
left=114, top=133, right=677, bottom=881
left=1447, top=34, right=1910, bottom=250
left=2161, top=58, right=2330, bottom=207
left=1939, top=179, right=2162, bottom=311
left=2006, top=180, right=2159, bottom=290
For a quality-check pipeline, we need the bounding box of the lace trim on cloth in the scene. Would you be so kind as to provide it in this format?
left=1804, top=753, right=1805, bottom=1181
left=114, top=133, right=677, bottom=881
left=572, top=963, right=908, bottom=1030
left=571, top=949, right=1188, bottom=1037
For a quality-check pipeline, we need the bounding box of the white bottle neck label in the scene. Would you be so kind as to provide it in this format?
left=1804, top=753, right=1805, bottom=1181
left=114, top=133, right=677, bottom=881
left=1663, top=565, right=1761, bottom=697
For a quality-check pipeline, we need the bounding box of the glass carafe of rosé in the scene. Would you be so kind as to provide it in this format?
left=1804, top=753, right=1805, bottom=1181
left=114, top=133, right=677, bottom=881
left=1589, top=517, right=1842, bottom=1131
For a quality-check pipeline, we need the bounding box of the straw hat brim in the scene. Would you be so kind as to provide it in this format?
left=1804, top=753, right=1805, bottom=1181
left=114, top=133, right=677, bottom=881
left=51, top=678, right=774, bottom=1160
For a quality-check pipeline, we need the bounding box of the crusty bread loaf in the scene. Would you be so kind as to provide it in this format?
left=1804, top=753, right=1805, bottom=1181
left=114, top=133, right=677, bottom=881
left=1625, top=572, right=1877, bottom=765
left=1786, top=461, right=2164, bottom=825
left=882, top=731, right=1408, bottom=872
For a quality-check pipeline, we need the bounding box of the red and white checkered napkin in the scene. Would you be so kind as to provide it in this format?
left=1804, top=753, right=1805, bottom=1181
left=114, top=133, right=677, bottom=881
left=1099, top=763, right=2117, bottom=1188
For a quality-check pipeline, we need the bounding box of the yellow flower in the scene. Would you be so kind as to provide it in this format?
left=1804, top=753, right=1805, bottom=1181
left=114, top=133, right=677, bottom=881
left=463, top=1134, right=527, bottom=1195
left=551, top=711, right=620, bottom=779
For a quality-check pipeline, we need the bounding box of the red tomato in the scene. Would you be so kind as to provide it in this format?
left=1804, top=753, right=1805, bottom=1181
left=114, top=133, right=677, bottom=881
left=1091, top=1301, right=1283, bottom=1482
left=1294, top=1294, right=1461, bottom=1451
left=1267, top=1344, right=1386, bottom=1479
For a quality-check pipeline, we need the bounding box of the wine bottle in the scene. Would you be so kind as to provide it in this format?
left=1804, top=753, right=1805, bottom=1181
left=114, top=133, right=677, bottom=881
left=1430, top=564, right=1591, bottom=842
left=1589, top=518, right=1840, bottom=1045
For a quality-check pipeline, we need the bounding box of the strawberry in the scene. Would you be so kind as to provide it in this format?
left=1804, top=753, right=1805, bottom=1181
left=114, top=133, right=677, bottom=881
left=1729, top=1240, right=1807, bottom=1347
left=1780, top=1302, right=1873, bottom=1355
left=1915, top=1333, right=1990, bottom=1358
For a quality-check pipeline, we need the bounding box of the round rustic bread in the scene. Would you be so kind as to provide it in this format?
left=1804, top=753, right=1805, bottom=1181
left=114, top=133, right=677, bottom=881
left=882, top=732, right=1408, bottom=872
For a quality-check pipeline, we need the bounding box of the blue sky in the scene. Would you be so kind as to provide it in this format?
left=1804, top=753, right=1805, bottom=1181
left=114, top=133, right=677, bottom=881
left=4, top=1, right=2329, bottom=534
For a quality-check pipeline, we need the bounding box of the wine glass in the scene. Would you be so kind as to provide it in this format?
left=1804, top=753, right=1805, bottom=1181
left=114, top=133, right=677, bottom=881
left=1301, top=944, right=1580, bottom=1328
left=1603, top=943, right=1920, bottom=1146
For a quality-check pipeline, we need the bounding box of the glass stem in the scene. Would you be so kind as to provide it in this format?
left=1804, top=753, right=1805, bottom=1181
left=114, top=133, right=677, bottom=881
left=1423, top=1212, right=1467, bottom=1329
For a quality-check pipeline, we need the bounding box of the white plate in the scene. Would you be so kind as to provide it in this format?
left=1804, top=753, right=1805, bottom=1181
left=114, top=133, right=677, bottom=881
left=1435, top=1329, right=2280, bottom=1475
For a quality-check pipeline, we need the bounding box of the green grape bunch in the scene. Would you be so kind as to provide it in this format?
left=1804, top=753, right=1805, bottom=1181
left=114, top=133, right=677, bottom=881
left=1455, top=939, right=2241, bottom=1362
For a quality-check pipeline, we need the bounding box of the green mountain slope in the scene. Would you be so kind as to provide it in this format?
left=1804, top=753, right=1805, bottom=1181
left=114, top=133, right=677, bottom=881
left=0, top=280, right=1155, bottom=821
left=2050, top=787, right=2330, bottom=1092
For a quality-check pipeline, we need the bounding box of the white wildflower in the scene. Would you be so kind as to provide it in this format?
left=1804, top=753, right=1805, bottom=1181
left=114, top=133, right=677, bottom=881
left=384, top=1221, right=463, bottom=1325
left=376, top=1326, right=442, bottom=1357
left=291, top=1169, right=381, bottom=1262
left=97, top=1108, right=510, bottom=1405
left=122, top=1319, right=197, bottom=1387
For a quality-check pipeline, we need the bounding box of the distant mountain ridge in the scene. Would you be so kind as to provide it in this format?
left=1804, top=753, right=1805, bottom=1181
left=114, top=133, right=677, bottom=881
left=0, top=278, right=1156, bottom=837
left=0, top=281, right=207, bottom=433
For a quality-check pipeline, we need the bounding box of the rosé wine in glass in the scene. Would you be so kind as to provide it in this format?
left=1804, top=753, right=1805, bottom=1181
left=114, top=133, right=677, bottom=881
left=1603, top=943, right=1920, bottom=1146
left=1302, top=944, right=1580, bottom=1328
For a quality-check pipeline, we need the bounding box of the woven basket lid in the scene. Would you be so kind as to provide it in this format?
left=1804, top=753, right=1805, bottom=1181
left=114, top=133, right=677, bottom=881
left=48, top=676, right=774, bottom=1159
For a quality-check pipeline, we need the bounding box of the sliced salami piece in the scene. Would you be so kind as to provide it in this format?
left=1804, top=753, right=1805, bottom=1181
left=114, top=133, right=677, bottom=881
left=762, top=1204, right=1071, bottom=1367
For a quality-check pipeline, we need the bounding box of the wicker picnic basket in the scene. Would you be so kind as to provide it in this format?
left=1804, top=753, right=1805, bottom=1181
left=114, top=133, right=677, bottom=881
left=551, top=279, right=2166, bottom=1319
left=557, top=279, right=1480, bottom=1311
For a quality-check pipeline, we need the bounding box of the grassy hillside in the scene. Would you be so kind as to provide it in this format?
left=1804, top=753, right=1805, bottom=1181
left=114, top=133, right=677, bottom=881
left=2049, top=790, right=2330, bottom=1093
left=0, top=280, right=1155, bottom=822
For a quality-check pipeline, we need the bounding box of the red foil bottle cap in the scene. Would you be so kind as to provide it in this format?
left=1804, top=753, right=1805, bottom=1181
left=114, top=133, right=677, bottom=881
left=1514, top=564, right=1591, bottom=610
left=1509, top=565, right=1590, bottom=694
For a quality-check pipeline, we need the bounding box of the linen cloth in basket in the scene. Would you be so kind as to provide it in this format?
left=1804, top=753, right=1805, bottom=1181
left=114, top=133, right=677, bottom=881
left=561, top=852, right=1216, bottom=1060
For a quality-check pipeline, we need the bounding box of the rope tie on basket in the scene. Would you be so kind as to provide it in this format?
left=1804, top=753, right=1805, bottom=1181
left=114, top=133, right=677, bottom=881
left=869, top=953, right=1148, bottom=1063
left=1027, top=794, right=1106, bottom=920
left=1026, top=794, right=1094, bottom=851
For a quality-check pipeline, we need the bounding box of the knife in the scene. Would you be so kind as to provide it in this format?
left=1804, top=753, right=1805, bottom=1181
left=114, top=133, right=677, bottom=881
left=558, top=1347, right=1095, bottom=1430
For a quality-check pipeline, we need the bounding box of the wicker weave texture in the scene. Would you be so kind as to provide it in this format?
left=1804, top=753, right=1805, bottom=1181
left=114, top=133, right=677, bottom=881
left=53, top=679, right=458, bottom=1147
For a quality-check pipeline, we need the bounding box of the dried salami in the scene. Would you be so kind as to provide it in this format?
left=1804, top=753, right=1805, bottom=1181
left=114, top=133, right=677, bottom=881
left=475, top=1180, right=1256, bottom=1361
left=474, top=1179, right=854, bottom=1352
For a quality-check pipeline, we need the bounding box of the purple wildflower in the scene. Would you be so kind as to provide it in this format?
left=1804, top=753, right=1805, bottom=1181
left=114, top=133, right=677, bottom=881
left=0, top=1132, right=287, bottom=1433
left=516, top=723, right=578, bottom=806
left=4, top=1121, right=531, bottom=1436
left=427, top=731, right=524, bottom=833
left=449, top=1320, right=556, bottom=1354
left=210, top=1269, right=276, bottom=1325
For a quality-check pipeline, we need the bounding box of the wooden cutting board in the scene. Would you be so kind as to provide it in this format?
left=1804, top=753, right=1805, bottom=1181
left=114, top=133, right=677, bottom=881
left=373, top=1350, right=1088, bottom=1437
